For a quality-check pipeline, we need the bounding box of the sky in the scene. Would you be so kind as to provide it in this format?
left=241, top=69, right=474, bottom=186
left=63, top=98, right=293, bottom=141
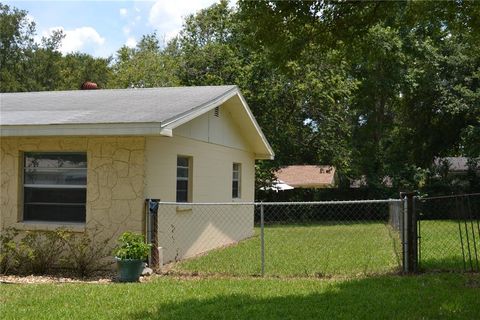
left=5, top=0, right=224, bottom=58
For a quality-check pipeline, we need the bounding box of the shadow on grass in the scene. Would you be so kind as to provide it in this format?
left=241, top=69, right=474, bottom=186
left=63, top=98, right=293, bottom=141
left=129, top=274, right=480, bottom=320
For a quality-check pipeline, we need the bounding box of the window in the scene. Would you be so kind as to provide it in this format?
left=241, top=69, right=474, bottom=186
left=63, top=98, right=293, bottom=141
left=23, top=152, right=87, bottom=223
left=232, top=163, right=241, bottom=199
left=176, top=156, right=191, bottom=202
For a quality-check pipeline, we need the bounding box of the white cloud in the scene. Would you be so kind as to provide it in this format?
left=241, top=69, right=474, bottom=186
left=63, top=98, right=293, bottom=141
left=42, top=26, right=105, bottom=54
left=123, top=26, right=131, bottom=36
left=125, top=37, right=137, bottom=48
left=148, top=0, right=217, bottom=40
left=120, top=8, right=128, bottom=17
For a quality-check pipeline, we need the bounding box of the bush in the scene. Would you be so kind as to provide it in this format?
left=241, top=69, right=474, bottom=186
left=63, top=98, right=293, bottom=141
left=16, top=230, right=67, bottom=275
left=114, top=232, right=150, bottom=260
left=0, top=227, right=115, bottom=277
left=0, top=227, right=19, bottom=274
left=61, top=228, right=113, bottom=278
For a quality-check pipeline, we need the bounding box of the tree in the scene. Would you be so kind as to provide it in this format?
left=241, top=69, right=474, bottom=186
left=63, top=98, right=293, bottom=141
left=0, top=3, right=37, bottom=92
left=111, top=33, right=179, bottom=88
left=1, top=3, right=111, bottom=92
left=58, top=53, right=112, bottom=90
left=238, top=0, right=480, bottom=190
left=165, top=0, right=242, bottom=86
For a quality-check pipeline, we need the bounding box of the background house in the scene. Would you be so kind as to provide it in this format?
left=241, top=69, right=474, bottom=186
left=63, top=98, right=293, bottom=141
left=274, top=165, right=337, bottom=189
left=0, top=85, right=274, bottom=262
left=434, top=157, right=480, bottom=177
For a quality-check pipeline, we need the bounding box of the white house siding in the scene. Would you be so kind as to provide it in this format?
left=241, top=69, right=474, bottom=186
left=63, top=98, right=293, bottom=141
left=173, top=106, right=251, bottom=152
left=145, top=106, right=256, bottom=262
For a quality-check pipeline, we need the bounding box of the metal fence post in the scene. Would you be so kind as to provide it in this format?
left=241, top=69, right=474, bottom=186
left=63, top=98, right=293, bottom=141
left=146, top=198, right=160, bottom=270
left=401, top=192, right=418, bottom=273
left=402, top=195, right=408, bottom=273
left=260, top=202, right=265, bottom=276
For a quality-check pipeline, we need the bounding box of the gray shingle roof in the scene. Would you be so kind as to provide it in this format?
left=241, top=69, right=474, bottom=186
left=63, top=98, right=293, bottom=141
left=0, top=85, right=237, bottom=125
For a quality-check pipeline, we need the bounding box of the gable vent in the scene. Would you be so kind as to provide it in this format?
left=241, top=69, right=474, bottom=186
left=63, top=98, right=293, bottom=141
left=214, top=106, right=220, bottom=117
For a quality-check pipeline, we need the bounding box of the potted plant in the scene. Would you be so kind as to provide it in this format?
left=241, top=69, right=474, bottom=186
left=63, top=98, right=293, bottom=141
left=113, top=232, right=151, bottom=282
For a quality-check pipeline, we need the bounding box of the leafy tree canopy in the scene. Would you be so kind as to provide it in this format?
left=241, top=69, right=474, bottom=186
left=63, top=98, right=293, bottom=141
left=2, top=1, right=478, bottom=193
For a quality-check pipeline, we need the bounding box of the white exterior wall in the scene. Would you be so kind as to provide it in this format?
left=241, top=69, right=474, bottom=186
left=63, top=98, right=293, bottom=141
left=145, top=106, right=256, bottom=262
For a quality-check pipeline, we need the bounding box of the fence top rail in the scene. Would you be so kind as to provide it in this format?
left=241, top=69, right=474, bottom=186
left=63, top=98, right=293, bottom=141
left=419, top=192, right=480, bottom=201
left=157, top=199, right=402, bottom=206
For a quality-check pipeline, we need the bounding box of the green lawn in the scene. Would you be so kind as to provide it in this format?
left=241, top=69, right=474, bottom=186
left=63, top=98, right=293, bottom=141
left=174, top=222, right=402, bottom=277
left=1, top=274, right=479, bottom=319
left=419, top=220, right=480, bottom=272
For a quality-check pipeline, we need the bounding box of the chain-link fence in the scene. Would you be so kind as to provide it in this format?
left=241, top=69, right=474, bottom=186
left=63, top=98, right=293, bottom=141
left=417, top=193, right=480, bottom=272
left=156, top=199, right=404, bottom=278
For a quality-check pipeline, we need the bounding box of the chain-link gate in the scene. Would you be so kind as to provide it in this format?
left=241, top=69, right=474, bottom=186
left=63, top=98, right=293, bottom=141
left=416, top=193, right=480, bottom=272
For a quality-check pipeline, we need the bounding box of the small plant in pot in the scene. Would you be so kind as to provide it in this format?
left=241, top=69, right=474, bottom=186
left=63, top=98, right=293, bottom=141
left=113, top=232, right=151, bottom=282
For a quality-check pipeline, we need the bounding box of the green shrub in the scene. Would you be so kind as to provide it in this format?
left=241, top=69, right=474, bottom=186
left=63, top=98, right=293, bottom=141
left=61, top=228, right=113, bottom=278
left=16, top=229, right=66, bottom=275
left=1, top=227, right=115, bottom=277
left=0, top=227, right=19, bottom=274
left=114, top=232, right=151, bottom=260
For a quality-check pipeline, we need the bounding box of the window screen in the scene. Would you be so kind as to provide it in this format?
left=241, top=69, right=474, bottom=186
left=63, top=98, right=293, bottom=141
left=176, top=156, right=191, bottom=202
left=23, top=152, right=87, bottom=222
left=232, top=163, right=241, bottom=199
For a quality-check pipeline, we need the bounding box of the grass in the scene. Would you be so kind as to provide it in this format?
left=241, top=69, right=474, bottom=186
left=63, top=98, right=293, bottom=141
left=1, top=274, right=479, bottom=319
left=2, top=220, right=478, bottom=319
left=174, top=222, right=402, bottom=277
left=419, top=220, right=480, bottom=272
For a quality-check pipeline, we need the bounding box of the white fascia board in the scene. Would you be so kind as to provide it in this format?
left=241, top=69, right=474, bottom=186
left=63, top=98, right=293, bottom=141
left=0, top=122, right=163, bottom=137
left=255, top=153, right=275, bottom=160
left=236, top=92, right=275, bottom=160
left=159, top=128, right=173, bottom=137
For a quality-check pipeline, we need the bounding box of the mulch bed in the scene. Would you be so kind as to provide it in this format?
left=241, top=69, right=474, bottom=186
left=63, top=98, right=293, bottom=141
left=0, top=271, right=156, bottom=284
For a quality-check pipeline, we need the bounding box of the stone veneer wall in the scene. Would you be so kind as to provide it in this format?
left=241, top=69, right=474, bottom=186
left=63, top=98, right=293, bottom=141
left=0, top=136, right=146, bottom=248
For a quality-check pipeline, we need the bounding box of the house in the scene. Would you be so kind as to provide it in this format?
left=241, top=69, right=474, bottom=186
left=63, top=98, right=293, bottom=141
left=274, top=165, right=337, bottom=189
left=350, top=175, right=393, bottom=188
left=434, top=157, right=480, bottom=176
left=0, top=85, right=274, bottom=263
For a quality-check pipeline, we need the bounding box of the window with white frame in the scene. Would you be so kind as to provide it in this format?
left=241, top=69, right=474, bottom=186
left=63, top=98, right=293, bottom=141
left=23, top=152, right=87, bottom=223
left=176, top=156, right=191, bottom=202
left=232, top=163, right=241, bottom=199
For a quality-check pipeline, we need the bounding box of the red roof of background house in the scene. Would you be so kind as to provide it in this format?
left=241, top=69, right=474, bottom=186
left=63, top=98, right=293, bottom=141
left=274, top=165, right=336, bottom=188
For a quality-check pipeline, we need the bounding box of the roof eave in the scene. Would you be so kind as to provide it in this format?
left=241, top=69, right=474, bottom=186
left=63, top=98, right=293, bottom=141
left=0, top=122, right=163, bottom=137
